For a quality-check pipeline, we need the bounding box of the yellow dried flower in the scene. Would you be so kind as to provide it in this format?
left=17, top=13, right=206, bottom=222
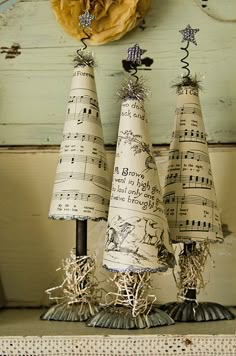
left=51, top=0, right=151, bottom=45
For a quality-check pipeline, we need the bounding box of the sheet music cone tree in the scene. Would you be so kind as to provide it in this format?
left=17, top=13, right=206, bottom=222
left=160, top=93, right=235, bottom=323
left=49, top=64, right=109, bottom=221
left=102, top=97, right=174, bottom=273
left=161, top=82, right=234, bottom=321
left=160, top=24, right=234, bottom=322
left=41, top=53, right=110, bottom=322
left=88, top=71, right=175, bottom=329
left=164, top=85, right=223, bottom=244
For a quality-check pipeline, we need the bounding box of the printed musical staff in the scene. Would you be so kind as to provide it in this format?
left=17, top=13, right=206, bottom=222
left=66, top=107, right=99, bottom=125
left=62, top=132, right=104, bottom=147
left=68, top=95, right=98, bottom=109
left=175, top=103, right=202, bottom=117
left=53, top=191, right=109, bottom=207
left=55, top=171, right=109, bottom=188
left=163, top=192, right=217, bottom=209
left=172, top=129, right=207, bottom=144
left=168, top=149, right=210, bottom=164
left=49, top=65, right=110, bottom=221
left=163, top=87, right=223, bottom=243
left=58, top=154, right=107, bottom=170
left=165, top=173, right=213, bottom=189
left=169, top=219, right=220, bottom=233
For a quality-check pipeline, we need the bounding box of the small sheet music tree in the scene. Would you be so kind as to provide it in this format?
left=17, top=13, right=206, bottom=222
left=160, top=25, right=234, bottom=322
left=88, top=45, right=175, bottom=329
left=41, top=49, right=110, bottom=322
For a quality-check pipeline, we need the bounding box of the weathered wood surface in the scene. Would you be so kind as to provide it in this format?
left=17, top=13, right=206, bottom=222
left=0, top=311, right=236, bottom=356
left=0, top=0, right=236, bottom=145
left=0, top=0, right=17, bottom=13
left=0, top=309, right=236, bottom=336
left=0, top=148, right=235, bottom=307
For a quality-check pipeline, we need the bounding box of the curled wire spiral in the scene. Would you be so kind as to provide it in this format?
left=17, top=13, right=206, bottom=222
left=180, top=41, right=190, bottom=79
left=74, top=29, right=95, bottom=67
left=77, top=29, right=90, bottom=55
left=131, top=65, right=139, bottom=83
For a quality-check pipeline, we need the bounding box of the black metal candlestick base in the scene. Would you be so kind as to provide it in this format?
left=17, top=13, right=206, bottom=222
left=160, top=294, right=235, bottom=322
left=40, top=300, right=99, bottom=322
left=160, top=302, right=235, bottom=322
left=41, top=220, right=99, bottom=322
left=160, top=242, right=235, bottom=322
left=87, top=305, right=174, bottom=329
left=76, top=219, right=87, bottom=257
left=87, top=272, right=174, bottom=329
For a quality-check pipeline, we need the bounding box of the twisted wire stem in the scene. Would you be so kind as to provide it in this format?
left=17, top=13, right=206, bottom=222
left=77, top=29, right=90, bottom=55
left=180, top=41, right=190, bottom=79
left=174, top=241, right=210, bottom=301
left=131, top=65, right=139, bottom=83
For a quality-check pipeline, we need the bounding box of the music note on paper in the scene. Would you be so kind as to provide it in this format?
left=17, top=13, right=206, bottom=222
left=163, top=86, right=223, bottom=243
left=49, top=65, right=110, bottom=220
left=62, top=132, right=104, bottom=146
left=66, top=107, right=99, bottom=126
left=172, top=129, right=207, bottom=144
left=164, top=173, right=213, bottom=189
left=175, top=103, right=202, bottom=117
left=68, top=95, right=98, bottom=110
left=163, top=192, right=217, bottom=209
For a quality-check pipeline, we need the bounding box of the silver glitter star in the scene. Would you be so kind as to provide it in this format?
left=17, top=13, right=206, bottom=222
left=179, top=24, right=199, bottom=46
left=127, top=44, right=146, bottom=66
left=79, top=10, right=96, bottom=29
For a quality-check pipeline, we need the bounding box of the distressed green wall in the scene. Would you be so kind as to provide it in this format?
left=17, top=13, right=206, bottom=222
left=0, top=0, right=236, bottom=145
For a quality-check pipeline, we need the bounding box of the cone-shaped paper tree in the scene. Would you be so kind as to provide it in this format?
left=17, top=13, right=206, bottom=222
left=41, top=12, right=110, bottom=322
left=88, top=45, right=175, bottom=329
left=160, top=25, right=234, bottom=322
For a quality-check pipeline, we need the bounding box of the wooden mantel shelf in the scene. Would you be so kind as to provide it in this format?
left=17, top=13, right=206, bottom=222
left=0, top=309, right=235, bottom=355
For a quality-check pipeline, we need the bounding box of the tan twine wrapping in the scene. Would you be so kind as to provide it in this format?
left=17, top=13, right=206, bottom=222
left=103, top=272, right=156, bottom=317
left=46, top=251, right=100, bottom=312
left=174, top=241, right=211, bottom=302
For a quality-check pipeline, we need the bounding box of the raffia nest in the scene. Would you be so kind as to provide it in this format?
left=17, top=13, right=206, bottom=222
left=51, top=0, right=151, bottom=45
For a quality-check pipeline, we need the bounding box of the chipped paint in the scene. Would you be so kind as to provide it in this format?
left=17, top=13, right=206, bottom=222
left=1, top=42, right=21, bottom=58
left=0, top=0, right=18, bottom=13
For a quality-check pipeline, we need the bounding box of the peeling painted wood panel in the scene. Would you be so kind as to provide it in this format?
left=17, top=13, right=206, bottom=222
left=0, top=0, right=236, bottom=144
left=0, top=148, right=235, bottom=307
left=0, top=0, right=18, bottom=13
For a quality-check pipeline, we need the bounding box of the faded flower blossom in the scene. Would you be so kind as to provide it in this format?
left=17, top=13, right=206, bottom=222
left=51, top=0, right=151, bottom=45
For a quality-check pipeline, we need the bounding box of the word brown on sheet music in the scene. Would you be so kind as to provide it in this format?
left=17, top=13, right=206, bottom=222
left=103, top=99, right=174, bottom=272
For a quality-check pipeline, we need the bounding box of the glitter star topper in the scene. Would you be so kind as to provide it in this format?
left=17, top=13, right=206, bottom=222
left=127, top=44, right=146, bottom=66
left=179, top=24, right=199, bottom=46
left=79, top=10, right=96, bottom=29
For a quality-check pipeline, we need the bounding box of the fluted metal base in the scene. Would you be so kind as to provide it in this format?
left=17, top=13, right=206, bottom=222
left=160, top=301, right=235, bottom=322
left=87, top=305, right=174, bottom=329
left=40, top=302, right=99, bottom=322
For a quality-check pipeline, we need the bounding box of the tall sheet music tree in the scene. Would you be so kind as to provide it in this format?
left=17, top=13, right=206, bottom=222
left=88, top=45, right=175, bottom=329
left=160, top=25, right=234, bottom=322
left=41, top=11, right=110, bottom=322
